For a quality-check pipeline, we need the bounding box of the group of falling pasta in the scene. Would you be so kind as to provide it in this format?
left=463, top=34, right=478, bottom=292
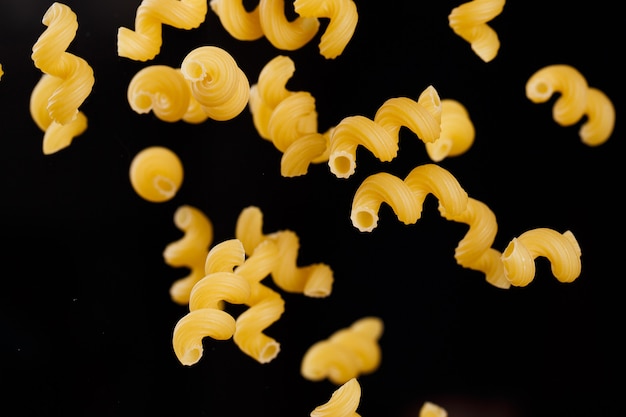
left=16, top=0, right=615, bottom=415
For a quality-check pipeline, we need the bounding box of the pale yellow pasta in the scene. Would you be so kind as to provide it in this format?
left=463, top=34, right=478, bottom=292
left=301, top=317, right=383, bottom=385
left=501, top=228, right=582, bottom=287
left=209, top=0, right=264, bottom=41
left=448, top=0, right=505, bottom=63
left=439, top=197, right=509, bottom=289
left=163, top=205, right=214, bottom=305
left=426, top=99, right=475, bottom=162
left=129, top=146, right=184, bottom=203
left=180, top=46, right=250, bottom=121
left=235, top=205, right=334, bottom=297
left=0, top=64, right=3, bottom=79
left=351, top=163, right=468, bottom=233
left=117, top=0, right=208, bottom=61
left=293, top=0, right=359, bottom=59
left=419, top=401, right=448, bottom=417
left=526, top=64, right=615, bottom=146
left=328, top=85, right=442, bottom=179
left=310, top=378, right=361, bottom=417
left=127, top=65, right=208, bottom=124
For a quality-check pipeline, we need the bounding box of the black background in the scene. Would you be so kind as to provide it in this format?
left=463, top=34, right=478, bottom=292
left=0, top=1, right=623, bottom=416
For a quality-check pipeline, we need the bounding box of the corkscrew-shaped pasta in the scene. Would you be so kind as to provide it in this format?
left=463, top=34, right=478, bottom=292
left=235, top=205, right=334, bottom=297
left=249, top=55, right=332, bottom=177
left=419, top=402, right=448, bottom=417
left=117, top=0, right=208, bottom=61
left=301, top=317, right=383, bottom=385
left=525, top=64, right=615, bottom=146
left=439, top=197, right=509, bottom=289
left=328, top=85, right=442, bottom=179
left=129, top=146, right=184, bottom=203
left=127, top=65, right=208, bottom=124
left=293, top=0, right=359, bottom=59
left=501, top=228, right=582, bottom=287
left=425, top=99, right=475, bottom=162
left=310, top=378, right=361, bottom=417
left=163, top=205, right=214, bottom=305
left=351, top=164, right=469, bottom=233
left=180, top=46, right=250, bottom=121
left=30, top=2, right=94, bottom=154
left=448, top=0, right=505, bottom=62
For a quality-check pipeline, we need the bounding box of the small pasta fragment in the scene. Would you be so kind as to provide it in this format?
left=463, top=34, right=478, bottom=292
left=419, top=402, right=448, bottom=417
left=426, top=99, right=475, bottom=162
left=310, top=378, right=362, bottom=417
left=448, top=0, right=506, bottom=62
left=129, top=146, right=184, bottom=203
left=0, top=64, right=3, bottom=79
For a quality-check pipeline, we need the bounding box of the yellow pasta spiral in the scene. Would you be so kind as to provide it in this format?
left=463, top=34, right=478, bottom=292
left=448, top=0, right=506, bottom=63
left=351, top=163, right=468, bottom=232
left=117, top=0, right=208, bottom=61
left=426, top=99, right=475, bottom=162
left=329, top=85, right=442, bottom=179
left=310, top=378, right=362, bottom=417
left=128, top=146, right=184, bottom=203
left=501, top=228, right=582, bottom=287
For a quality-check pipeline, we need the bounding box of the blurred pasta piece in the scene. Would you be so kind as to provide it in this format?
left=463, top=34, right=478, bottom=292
left=419, top=401, right=448, bottom=417
left=129, top=146, right=184, bottom=203
left=426, top=99, right=475, bottom=162
left=448, top=0, right=505, bottom=62
left=310, top=378, right=362, bottom=417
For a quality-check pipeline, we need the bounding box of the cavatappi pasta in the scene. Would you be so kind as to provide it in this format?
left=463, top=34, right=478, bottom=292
left=163, top=205, right=214, bottom=305
left=301, top=317, right=383, bottom=385
left=328, top=85, right=442, bottom=179
left=419, top=402, right=448, bottom=417
left=310, top=378, right=361, bottom=417
left=180, top=46, right=250, bottom=121
left=525, top=64, right=615, bottom=146
left=235, top=205, right=334, bottom=297
left=117, top=0, right=208, bottom=61
left=425, top=99, right=475, bottom=162
left=501, top=228, right=582, bottom=287
left=249, top=55, right=332, bottom=177
left=351, top=164, right=469, bottom=232
left=128, top=146, right=184, bottom=203
left=448, top=0, right=506, bottom=63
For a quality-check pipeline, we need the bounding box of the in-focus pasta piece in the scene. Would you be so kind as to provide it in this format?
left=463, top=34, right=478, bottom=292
left=209, top=0, right=264, bottom=41
left=163, top=205, right=214, bottom=305
left=30, top=2, right=94, bottom=154
left=180, top=46, right=250, bottom=121
left=501, top=228, right=582, bottom=287
left=329, top=85, right=442, bottom=179
left=235, top=205, right=334, bottom=297
left=426, top=99, right=475, bottom=162
left=525, top=64, right=615, bottom=146
left=249, top=55, right=332, bottom=177
left=117, top=0, right=208, bottom=61
left=293, top=0, right=359, bottom=59
left=448, top=0, right=505, bottom=62
left=419, top=401, right=448, bottom=417
left=301, top=317, right=383, bottom=385
left=127, top=65, right=208, bottom=124
left=310, top=378, right=361, bottom=417
left=351, top=164, right=468, bottom=232
left=129, top=146, right=184, bottom=203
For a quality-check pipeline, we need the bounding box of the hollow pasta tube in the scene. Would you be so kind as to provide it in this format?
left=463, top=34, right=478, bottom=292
left=128, top=146, right=184, bottom=203
left=426, top=99, right=475, bottom=162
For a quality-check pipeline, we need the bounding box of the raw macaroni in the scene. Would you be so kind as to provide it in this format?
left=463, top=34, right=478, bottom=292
left=425, top=99, right=475, bottom=162
left=448, top=0, right=506, bottom=62
left=310, top=378, right=361, bottom=417
left=129, top=146, right=184, bottom=203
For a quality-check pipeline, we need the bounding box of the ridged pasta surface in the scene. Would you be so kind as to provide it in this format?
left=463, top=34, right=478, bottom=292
left=448, top=0, right=506, bottom=62
left=310, top=378, right=361, bottom=417
left=426, top=99, right=475, bottom=162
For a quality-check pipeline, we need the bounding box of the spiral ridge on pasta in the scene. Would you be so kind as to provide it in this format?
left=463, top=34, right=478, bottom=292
left=301, top=317, right=383, bottom=385
left=129, top=146, right=184, bottom=203
left=117, top=0, right=208, bottom=61
left=328, top=85, right=442, bottom=179
left=180, top=46, right=250, bottom=121
left=310, top=378, right=361, bottom=417
left=293, top=0, right=359, bottom=59
left=426, top=99, right=475, bottom=162
left=439, top=197, right=509, bottom=289
left=235, top=205, right=334, bottom=297
left=501, top=228, right=582, bottom=287
left=351, top=164, right=469, bottom=232
left=249, top=55, right=332, bottom=177
left=525, top=64, right=615, bottom=146
left=448, top=0, right=505, bottom=62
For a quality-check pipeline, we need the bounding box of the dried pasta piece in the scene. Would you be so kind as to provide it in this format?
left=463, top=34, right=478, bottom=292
left=439, top=197, right=509, bottom=289
left=180, top=46, right=250, bottom=121
left=0, top=64, right=3, bottom=79
left=127, top=65, right=208, bottom=124
left=426, top=99, right=475, bottom=162
left=419, top=402, right=448, bottom=417
left=301, top=317, right=383, bottom=385
left=163, top=205, right=214, bottom=305
left=117, top=0, right=208, bottom=61
left=351, top=164, right=468, bottom=232
left=310, top=378, right=361, bottom=417
left=235, top=205, right=334, bottom=297
left=501, top=228, right=582, bottom=287
left=293, top=0, right=359, bottom=59
left=209, top=0, right=264, bottom=41
left=328, top=85, right=442, bottom=179
left=448, top=0, right=505, bottom=62
left=129, top=146, right=184, bottom=203
left=526, top=64, right=615, bottom=146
